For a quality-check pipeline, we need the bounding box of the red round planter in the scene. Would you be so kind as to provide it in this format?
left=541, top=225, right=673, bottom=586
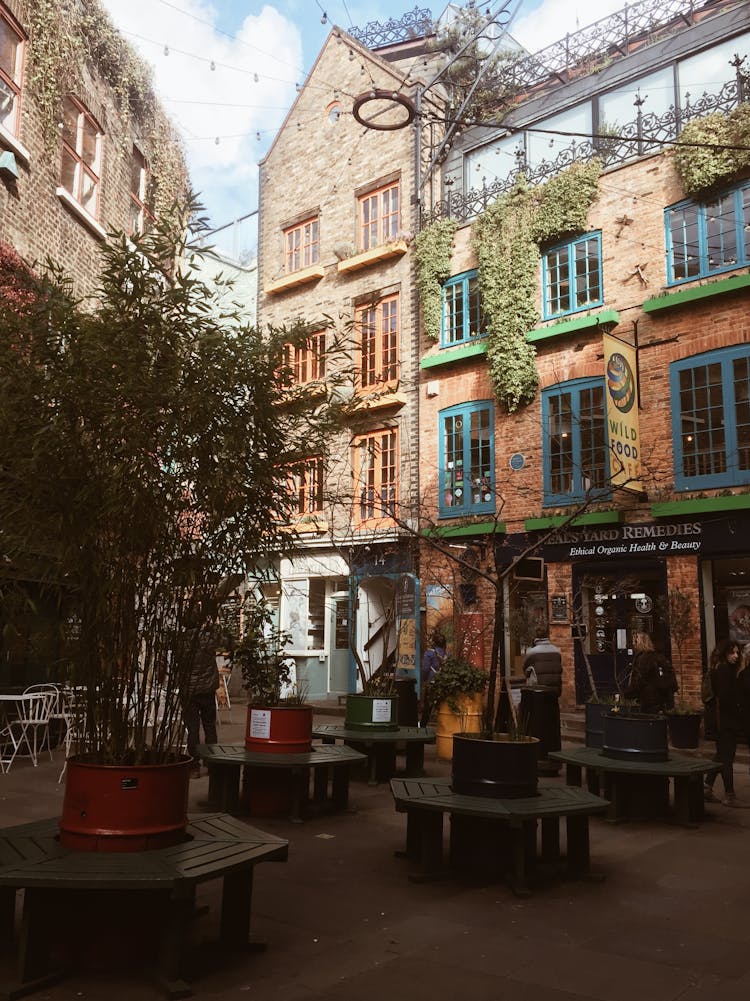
left=60, top=756, right=192, bottom=852
left=244, top=704, right=313, bottom=753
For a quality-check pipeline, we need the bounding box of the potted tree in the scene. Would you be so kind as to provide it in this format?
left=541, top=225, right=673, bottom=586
left=344, top=586, right=400, bottom=732
left=0, top=204, right=340, bottom=850
left=233, top=600, right=313, bottom=754
left=426, top=655, right=487, bottom=760
left=664, top=588, right=703, bottom=749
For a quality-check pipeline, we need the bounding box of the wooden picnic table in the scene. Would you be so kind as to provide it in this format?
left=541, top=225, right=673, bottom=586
left=550, top=746, right=723, bottom=827
left=0, top=813, right=288, bottom=1000
left=390, top=778, right=609, bottom=896
left=312, top=724, right=435, bottom=784
left=197, top=742, right=366, bottom=821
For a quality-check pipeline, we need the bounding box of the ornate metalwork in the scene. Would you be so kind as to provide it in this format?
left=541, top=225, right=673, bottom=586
left=423, top=78, right=747, bottom=226
left=348, top=6, right=433, bottom=50
left=506, top=0, right=719, bottom=93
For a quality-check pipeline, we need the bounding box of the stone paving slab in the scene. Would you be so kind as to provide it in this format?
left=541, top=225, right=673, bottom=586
left=0, top=701, right=749, bottom=999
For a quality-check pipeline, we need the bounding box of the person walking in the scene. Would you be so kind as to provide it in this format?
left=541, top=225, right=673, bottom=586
left=624, top=631, right=677, bottom=713
left=420, top=629, right=447, bottom=727
left=523, top=634, right=563, bottom=695
left=710, top=639, right=747, bottom=807
left=181, top=606, right=221, bottom=778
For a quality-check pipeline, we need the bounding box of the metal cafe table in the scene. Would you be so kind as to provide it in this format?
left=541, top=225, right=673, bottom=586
left=312, top=723, right=435, bottom=784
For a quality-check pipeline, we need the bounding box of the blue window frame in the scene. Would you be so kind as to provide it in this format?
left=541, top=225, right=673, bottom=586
left=442, top=270, right=486, bottom=347
left=439, top=401, right=494, bottom=517
left=671, top=344, right=750, bottom=491
left=666, top=181, right=750, bottom=285
left=542, top=378, right=610, bottom=505
left=542, top=232, right=602, bottom=319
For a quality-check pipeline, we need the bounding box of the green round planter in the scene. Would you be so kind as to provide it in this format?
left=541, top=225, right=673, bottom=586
left=345, top=693, right=399, bottom=731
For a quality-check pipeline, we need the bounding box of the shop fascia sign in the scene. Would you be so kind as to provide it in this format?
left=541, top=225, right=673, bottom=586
left=544, top=521, right=703, bottom=561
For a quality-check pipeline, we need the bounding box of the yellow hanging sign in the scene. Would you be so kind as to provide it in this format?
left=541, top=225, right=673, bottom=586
left=603, top=333, right=642, bottom=493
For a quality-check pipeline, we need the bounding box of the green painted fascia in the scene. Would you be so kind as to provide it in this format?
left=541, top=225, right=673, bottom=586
left=420, top=340, right=488, bottom=369
left=651, top=494, right=750, bottom=517
left=526, top=309, right=620, bottom=344
left=643, top=273, right=750, bottom=313
left=525, top=510, right=624, bottom=531
left=422, top=520, right=506, bottom=538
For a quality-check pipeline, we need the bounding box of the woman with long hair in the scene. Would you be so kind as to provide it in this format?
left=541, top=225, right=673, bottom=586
left=711, top=638, right=747, bottom=807
left=624, top=631, right=677, bottom=713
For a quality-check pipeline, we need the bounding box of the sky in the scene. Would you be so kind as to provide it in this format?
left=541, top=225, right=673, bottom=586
left=99, top=0, right=632, bottom=256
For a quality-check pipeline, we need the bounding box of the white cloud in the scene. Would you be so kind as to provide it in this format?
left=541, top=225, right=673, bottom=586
left=100, top=1, right=303, bottom=227
left=511, top=0, right=633, bottom=54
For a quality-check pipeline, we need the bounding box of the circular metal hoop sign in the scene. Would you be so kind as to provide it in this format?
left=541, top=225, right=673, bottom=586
left=352, top=89, right=416, bottom=131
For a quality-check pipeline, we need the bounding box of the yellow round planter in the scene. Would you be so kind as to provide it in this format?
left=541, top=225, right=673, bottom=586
left=435, top=694, right=484, bottom=761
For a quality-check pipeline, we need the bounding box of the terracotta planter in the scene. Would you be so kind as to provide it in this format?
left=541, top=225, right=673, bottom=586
left=345, top=693, right=399, bottom=732
left=60, top=756, right=192, bottom=852
left=245, top=704, right=313, bottom=753
left=435, top=694, right=483, bottom=761
left=451, top=732, right=539, bottom=799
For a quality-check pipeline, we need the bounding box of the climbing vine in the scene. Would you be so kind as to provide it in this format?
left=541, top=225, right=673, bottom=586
left=472, top=159, right=602, bottom=412
left=414, top=218, right=458, bottom=342
left=26, top=0, right=186, bottom=213
left=672, top=103, right=750, bottom=197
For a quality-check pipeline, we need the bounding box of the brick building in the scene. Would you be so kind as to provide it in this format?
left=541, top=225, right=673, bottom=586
left=0, top=0, right=185, bottom=296
left=418, top=0, right=750, bottom=708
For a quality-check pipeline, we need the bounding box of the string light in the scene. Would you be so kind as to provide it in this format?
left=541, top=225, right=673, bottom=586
left=164, top=45, right=169, bottom=56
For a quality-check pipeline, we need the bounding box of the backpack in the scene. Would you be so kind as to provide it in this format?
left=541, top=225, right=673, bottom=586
left=701, top=668, right=715, bottom=705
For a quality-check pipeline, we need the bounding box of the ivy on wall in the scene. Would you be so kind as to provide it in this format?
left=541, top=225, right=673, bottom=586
left=472, top=159, right=602, bottom=412
left=27, top=0, right=187, bottom=217
left=672, top=103, right=750, bottom=197
left=414, top=218, right=458, bottom=342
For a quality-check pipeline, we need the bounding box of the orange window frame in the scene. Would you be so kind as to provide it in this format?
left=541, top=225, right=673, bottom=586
left=353, top=429, right=398, bottom=527
left=358, top=181, right=400, bottom=251
left=284, top=217, right=320, bottom=273
left=283, top=331, right=326, bottom=386
left=61, top=96, right=102, bottom=218
left=0, top=9, right=24, bottom=138
left=356, top=295, right=399, bottom=392
left=289, top=457, right=325, bottom=516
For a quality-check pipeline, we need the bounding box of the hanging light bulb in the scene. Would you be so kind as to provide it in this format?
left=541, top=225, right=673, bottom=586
left=164, top=45, right=169, bottom=56
left=254, top=73, right=259, bottom=83
left=256, top=131, right=261, bottom=141
left=210, top=60, right=215, bottom=71
left=215, top=137, right=220, bottom=145
left=321, top=12, right=328, bottom=24
left=296, top=83, right=301, bottom=93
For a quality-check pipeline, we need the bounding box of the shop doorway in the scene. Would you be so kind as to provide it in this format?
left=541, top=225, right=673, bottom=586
left=572, top=560, right=668, bottom=703
left=329, top=592, right=350, bottom=694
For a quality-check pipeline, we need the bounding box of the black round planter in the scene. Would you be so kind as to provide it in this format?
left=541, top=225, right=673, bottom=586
left=602, top=711, right=668, bottom=762
left=451, top=733, right=539, bottom=799
left=584, top=701, right=610, bottom=749
left=666, top=710, right=702, bottom=749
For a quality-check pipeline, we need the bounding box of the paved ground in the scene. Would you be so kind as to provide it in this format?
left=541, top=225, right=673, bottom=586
left=1, top=702, right=750, bottom=1001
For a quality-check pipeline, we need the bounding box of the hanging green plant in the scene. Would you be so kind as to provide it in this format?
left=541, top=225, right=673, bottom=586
left=672, top=104, right=750, bottom=197
left=27, top=0, right=186, bottom=210
left=414, top=218, right=458, bottom=342
left=472, top=160, right=602, bottom=412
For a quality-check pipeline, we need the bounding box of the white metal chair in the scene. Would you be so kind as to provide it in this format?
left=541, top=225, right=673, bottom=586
left=0, top=692, right=53, bottom=772
left=24, top=683, right=67, bottom=754
left=215, top=659, right=232, bottom=724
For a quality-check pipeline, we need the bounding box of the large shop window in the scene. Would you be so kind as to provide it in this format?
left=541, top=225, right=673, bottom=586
left=284, top=216, right=319, bottom=273
left=353, top=428, right=398, bottom=527
left=543, top=232, right=602, bottom=319
left=671, top=344, right=750, bottom=491
left=442, top=270, right=486, bottom=347
left=439, top=401, right=494, bottom=517
left=0, top=9, right=23, bottom=139
left=355, top=294, right=399, bottom=391
left=61, top=96, right=102, bottom=218
left=358, top=181, right=399, bottom=251
left=543, top=378, right=609, bottom=505
left=666, top=181, right=750, bottom=285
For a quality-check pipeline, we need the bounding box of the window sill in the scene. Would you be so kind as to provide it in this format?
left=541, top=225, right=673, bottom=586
left=651, top=494, right=750, bottom=517
left=336, top=239, right=408, bottom=274
left=0, top=122, right=30, bottom=165
left=525, top=510, right=624, bottom=531
left=264, top=264, right=325, bottom=295
left=643, top=273, right=750, bottom=313
left=423, top=521, right=506, bottom=538
left=420, top=340, right=487, bottom=370
left=526, top=309, right=619, bottom=343
left=56, top=187, right=107, bottom=241
left=346, top=391, right=406, bottom=413
left=290, top=516, right=328, bottom=534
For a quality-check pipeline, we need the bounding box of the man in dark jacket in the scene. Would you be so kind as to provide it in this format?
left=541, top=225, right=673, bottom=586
left=181, top=614, right=221, bottom=777
left=523, top=636, right=563, bottom=696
